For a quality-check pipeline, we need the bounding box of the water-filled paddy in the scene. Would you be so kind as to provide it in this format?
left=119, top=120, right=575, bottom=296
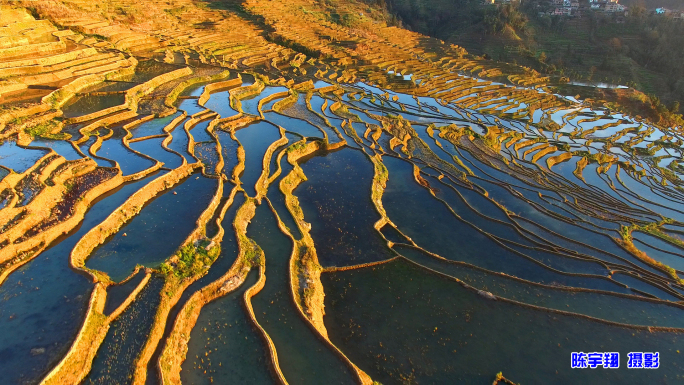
left=0, top=140, right=50, bottom=172
left=297, top=148, right=392, bottom=267
left=204, top=91, right=237, bottom=118
left=85, top=276, right=165, bottom=384
left=0, top=175, right=157, bottom=384
left=234, top=121, right=281, bottom=196
left=61, top=94, right=125, bottom=119
left=266, top=155, right=299, bottom=239
left=323, top=259, right=684, bottom=384
left=396, top=246, right=684, bottom=328
left=129, top=137, right=183, bottom=170
left=165, top=118, right=193, bottom=162
left=216, top=130, right=238, bottom=177
left=143, top=192, right=246, bottom=385
left=6, top=55, right=684, bottom=385
left=248, top=204, right=357, bottom=384
left=86, top=174, right=217, bottom=281
left=263, top=112, right=323, bottom=139
left=180, top=269, right=275, bottom=384
left=29, top=139, right=83, bottom=161
left=130, top=112, right=183, bottom=139
left=177, top=98, right=205, bottom=116
left=103, top=268, right=147, bottom=316
left=97, top=128, right=155, bottom=175
left=194, top=142, right=220, bottom=174
left=188, top=118, right=213, bottom=143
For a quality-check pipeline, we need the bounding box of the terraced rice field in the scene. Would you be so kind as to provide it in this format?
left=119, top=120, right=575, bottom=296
left=1, top=2, right=684, bottom=384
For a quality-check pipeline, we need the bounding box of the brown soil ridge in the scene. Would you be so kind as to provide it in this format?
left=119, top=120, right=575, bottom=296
left=40, top=162, right=205, bottom=384
left=131, top=175, right=225, bottom=385
left=156, top=188, right=266, bottom=384
left=0, top=157, right=123, bottom=281
left=278, top=138, right=373, bottom=384
left=40, top=270, right=152, bottom=385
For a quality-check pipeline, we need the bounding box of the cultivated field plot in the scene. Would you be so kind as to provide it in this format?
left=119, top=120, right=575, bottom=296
left=1, top=2, right=683, bottom=384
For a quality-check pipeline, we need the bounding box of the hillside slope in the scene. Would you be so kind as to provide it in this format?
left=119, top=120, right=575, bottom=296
left=383, top=0, right=684, bottom=113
